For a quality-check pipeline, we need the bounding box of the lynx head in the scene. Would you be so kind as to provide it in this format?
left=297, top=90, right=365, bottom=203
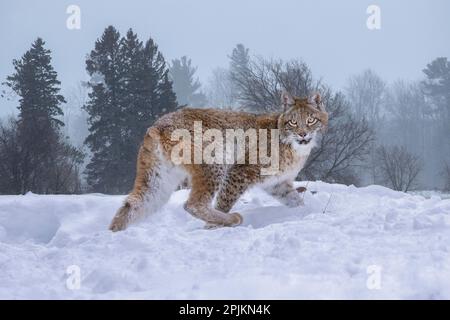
left=278, top=90, right=329, bottom=151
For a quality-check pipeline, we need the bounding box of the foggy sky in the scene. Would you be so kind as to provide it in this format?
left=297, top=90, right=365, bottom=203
left=1, top=0, right=449, bottom=116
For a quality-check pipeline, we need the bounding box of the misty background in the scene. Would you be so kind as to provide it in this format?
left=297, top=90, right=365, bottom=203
left=0, top=0, right=449, bottom=193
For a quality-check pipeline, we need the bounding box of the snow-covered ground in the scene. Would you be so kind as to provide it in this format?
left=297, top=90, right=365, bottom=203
left=1, top=182, right=450, bottom=299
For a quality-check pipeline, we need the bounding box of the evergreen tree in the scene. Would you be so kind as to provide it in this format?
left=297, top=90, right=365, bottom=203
left=118, top=31, right=177, bottom=190
left=7, top=38, right=65, bottom=130
left=2, top=38, right=83, bottom=194
left=229, top=43, right=250, bottom=102
left=84, top=26, right=123, bottom=193
left=134, top=37, right=177, bottom=141
left=117, top=29, right=146, bottom=190
left=169, top=56, right=207, bottom=107
left=422, top=57, right=450, bottom=173
left=422, top=57, right=450, bottom=120
left=84, top=27, right=178, bottom=193
left=0, top=118, right=22, bottom=194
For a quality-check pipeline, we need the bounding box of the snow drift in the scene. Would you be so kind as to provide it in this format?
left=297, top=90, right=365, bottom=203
left=0, top=182, right=449, bottom=299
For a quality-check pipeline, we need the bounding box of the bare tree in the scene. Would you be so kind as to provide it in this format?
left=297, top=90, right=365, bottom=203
left=301, top=92, right=374, bottom=185
left=232, top=57, right=316, bottom=112
left=384, top=81, right=429, bottom=151
left=230, top=56, right=374, bottom=185
left=345, top=69, right=386, bottom=124
left=345, top=70, right=387, bottom=185
left=206, top=67, right=236, bottom=109
left=377, top=145, right=422, bottom=192
left=0, top=117, right=84, bottom=194
left=62, top=82, right=90, bottom=148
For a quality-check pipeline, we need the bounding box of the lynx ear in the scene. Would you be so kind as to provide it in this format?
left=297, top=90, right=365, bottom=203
left=309, top=93, right=326, bottom=112
left=281, top=90, right=295, bottom=110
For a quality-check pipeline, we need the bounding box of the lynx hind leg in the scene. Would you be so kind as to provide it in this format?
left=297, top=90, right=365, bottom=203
left=183, top=166, right=243, bottom=228
left=109, top=194, right=146, bottom=232
left=109, top=129, right=185, bottom=232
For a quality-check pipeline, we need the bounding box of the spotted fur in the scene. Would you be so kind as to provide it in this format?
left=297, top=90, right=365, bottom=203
left=109, top=92, right=328, bottom=231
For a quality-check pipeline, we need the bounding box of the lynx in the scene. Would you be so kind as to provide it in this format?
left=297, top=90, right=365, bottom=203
left=109, top=91, right=328, bottom=231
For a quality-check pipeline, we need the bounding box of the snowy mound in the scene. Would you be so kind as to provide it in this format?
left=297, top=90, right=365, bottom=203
left=0, top=182, right=449, bottom=299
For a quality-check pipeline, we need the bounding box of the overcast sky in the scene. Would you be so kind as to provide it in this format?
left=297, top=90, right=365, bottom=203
left=1, top=0, right=449, bottom=116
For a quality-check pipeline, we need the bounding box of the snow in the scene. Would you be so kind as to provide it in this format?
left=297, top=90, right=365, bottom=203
left=1, top=182, right=450, bottom=299
left=88, top=71, right=106, bottom=86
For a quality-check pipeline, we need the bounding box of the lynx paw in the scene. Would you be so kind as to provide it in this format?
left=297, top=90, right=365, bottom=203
left=285, top=195, right=304, bottom=208
left=204, top=212, right=243, bottom=229
left=230, top=212, right=243, bottom=226
left=109, top=216, right=128, bottom=232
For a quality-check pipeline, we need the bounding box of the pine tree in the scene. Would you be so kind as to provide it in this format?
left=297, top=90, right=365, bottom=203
left=116, top=29, right=146, bottom=190
left=140, top=37, right=178, bottom=123
left=422, top=57, right=450, bottom=119
left=229, top=43, right=250, bottom=102
left=84, top=26, right=123, bottom=193
left=169, top=56, right=207, bottom=107
left=118, top=37, right=178, bottom=190
left=2, top=38, right=83, bottom=194
left=84, top=27, right=178, bottom=193
left=7, top=38, right=65, bottom=130
left=422, top=57, right=450, bottom=171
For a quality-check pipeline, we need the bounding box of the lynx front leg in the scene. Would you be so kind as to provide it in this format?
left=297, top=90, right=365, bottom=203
left=266, top=181, right=304, bottom=207
left=184, top=168, right=242, bottom=228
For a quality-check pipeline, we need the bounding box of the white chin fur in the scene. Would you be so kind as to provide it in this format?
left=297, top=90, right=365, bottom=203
left=283, top=134, right=317, bottom=156
left=291, top=140, right=315, bottom=156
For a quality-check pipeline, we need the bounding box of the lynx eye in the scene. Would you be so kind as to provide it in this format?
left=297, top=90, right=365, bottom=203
left=306, top=117, right=318, bottom=126
left=287, top=120, right=297, bottom=127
